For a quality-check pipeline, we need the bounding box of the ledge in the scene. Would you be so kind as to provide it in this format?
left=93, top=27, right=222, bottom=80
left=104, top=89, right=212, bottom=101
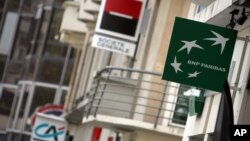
left=82, top=114, right=184, bottom=137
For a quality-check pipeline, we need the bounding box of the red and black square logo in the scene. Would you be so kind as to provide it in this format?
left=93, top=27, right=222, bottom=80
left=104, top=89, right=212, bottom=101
left=97, top=0, right=144, bottom=40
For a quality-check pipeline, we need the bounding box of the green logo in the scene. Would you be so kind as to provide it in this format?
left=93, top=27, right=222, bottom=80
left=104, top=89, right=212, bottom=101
left=162, top=17, right=238, bottom=92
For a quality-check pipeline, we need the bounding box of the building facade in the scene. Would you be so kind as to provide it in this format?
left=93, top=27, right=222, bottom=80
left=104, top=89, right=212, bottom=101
left=0, top=0, right=76, bottom=141
left=183, top=0, right=250, bottom=140
left=1, top=0, right=249, bottom=141
left=62, top=0, right=250, bottom=141
left=62, top=0, right=194, bottom=141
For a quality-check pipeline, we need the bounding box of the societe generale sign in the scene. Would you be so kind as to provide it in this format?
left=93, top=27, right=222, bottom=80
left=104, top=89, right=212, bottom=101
left=95, top=0, right=146, bottom=42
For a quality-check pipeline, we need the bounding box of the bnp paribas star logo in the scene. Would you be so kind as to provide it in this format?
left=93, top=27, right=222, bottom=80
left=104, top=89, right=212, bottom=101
left=171, top=30, right=229, bottom=77
left=162, top=17, right=238, bottom=92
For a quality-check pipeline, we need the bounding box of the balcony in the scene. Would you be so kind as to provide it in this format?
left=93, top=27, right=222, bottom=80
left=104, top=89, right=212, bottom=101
left=81, top=0, right=100, bottom=14
left=61, top=1, right=88, bottom=49
left=66, top=67, right=194, bottom=136
left=78, top=0, right=100, bottom=23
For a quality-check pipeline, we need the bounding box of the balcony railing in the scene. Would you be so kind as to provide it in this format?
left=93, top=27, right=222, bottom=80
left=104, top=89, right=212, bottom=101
left=73, top=66, right=191, bottom=130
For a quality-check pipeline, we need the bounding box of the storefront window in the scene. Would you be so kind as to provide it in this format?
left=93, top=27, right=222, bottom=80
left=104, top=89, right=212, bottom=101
left=172, top=85, right=204, bottom=125
left=7, top=0, right=20, bottom=12
left=48, top=8, right=63, bottom=41
left=37, top=56, right=64, bottom=84
left=0, top=55, right=6, bottom=80
left=0, top=88, right=16, bottom=130
left=60, top=90, right=67, bottom=105
left=0, top=0, right=6, bottom=34
left=29, top=86, right=56, bottom=116
left=11, top=16, right=36, bottom=60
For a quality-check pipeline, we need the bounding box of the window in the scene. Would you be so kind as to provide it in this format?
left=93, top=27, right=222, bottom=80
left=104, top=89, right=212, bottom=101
left=22, top=0, right=44, bottom=13
left=0, top=0, right=6, bottom=35
left=60, top=90, right=67, bottom=105
left=0, top=55, right=7, bottom=80
left=197, top=5, right=205, bottom=13
left=48, top=8, right=63, bottom=41
left=0, top=133, right=6, bottom=141
left=7, top=132, right=30, bottom=141
left=3, top=16, right=36, bottom=83
left=37, top=56, right=64, bottom=84
left=0, top=0, right=5, bottom=10
left=11, top=16, right=36, bottom=60
left=172, top=84, right=204, bottom=125
left=6, top=0, right=20, bottom=12
left=0, top=88, right=16, bottom=130
left=29, top=86, right=56, bottom=116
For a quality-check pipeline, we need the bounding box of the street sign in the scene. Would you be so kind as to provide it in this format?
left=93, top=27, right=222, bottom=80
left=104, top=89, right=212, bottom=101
left=31, top=113, right=67, bottom=141
left=162, top=17, right=237, bottom=92
left=95, top=0, right=146, bottom=42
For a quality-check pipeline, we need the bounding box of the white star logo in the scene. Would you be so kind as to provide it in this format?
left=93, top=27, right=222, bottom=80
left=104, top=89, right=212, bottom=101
left=204, top=30, right=229, bottom=54
left=187, top=71, right=201, bottom=78
left=171, top=56, right=183, bottom=73
left=178, top=40, right=204, bottom=54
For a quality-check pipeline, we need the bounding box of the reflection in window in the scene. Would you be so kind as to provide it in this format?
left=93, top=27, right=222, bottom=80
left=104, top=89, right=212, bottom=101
left=8, top=132, right=30, bottom=141
left=33, top=10, right=52, bottom=54
left=60, top=90, right=67, bottom=105
left=4, top=16, right=36, bottom=83
left=22, top=0, right=44, bottom=13
left=44, top=41, right=68, bottom=57
left=19, top=91, right=29, bottom=117
left=48, top=8, right=63, bottom=41
left=0, top=55, right=7, bottom=80
left=63, top=60, right=74, bottom=85
left=0, top=0, right=6, bottom=23
left=0, top=0, right=6, bottom=39
left=25, top=86, right=55, bottom=131
left=0, top=0, right=5, bottom=9
left=0, top=88, right=15, bottom=130
left=39, top=42, right=75, bottom=85
left=29, top=86, right=56, bottom=116
left=6, top=0, right=19, bottom=12
left=64, top=49, right=76, bottom=85
left=197, top=5, right=205, bottom=13
left=14, top=90, right=28, bottom=130
left=172, top=85, right=204, bottom=125
left=11, top=16, right=36, bottom=60
left=37, top=56, right=64, bottom=84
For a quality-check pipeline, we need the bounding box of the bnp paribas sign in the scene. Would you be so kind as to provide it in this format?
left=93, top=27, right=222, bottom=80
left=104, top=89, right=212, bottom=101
left=162, top=17, right=237, bottom=92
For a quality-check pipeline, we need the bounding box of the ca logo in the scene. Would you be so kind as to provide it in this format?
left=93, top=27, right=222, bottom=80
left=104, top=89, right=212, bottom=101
left=35, top=123, right=65, bottom=141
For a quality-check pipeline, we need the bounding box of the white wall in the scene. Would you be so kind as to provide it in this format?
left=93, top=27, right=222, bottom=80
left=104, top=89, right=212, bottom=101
left=238, top=89, right=250, bottom=124
left=61, top=2, right=88, bottom=33
left=187, top=0, right=233, bottom=22
left=233, top=39, right=250, bottom=123
left=182, top=94, right=221, bottom=141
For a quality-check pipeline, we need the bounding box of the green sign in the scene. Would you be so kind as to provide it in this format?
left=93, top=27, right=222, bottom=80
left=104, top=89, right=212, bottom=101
left=162, top=17, right=238, bottom=92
